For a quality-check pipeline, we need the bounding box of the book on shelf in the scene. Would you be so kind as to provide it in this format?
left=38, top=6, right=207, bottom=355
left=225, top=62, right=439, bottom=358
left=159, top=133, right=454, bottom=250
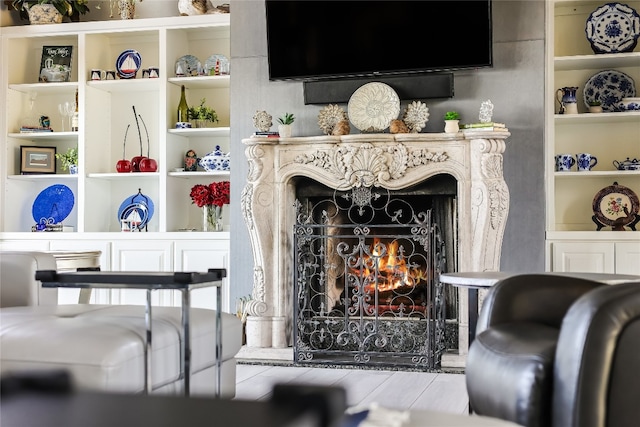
left=20, top=127, right=54, bottom=133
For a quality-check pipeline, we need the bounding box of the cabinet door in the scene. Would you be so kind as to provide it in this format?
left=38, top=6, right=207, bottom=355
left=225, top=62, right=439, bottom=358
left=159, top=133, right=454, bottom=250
left=551, top=242, right=615, bottom=273
left=111, top=240, right=173, bottom=306
left=615, top=242, right=640, bottom=276
left=174, top=240, right=230, bottom=312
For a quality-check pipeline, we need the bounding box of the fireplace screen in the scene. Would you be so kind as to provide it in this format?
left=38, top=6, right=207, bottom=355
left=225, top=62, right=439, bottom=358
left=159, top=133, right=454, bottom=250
left=293, top=182, right=447, bottom=368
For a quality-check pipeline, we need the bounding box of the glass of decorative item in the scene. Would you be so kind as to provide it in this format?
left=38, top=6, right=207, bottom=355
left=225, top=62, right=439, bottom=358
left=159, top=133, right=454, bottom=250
left=203, top=205, right=223, bottom=232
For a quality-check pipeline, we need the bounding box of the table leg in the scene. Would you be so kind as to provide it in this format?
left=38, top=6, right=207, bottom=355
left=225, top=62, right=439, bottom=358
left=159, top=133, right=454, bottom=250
left=181, top=289, right=191, bottom=396
left=216, top=285, right=222, bottom=398
left=468, top=287, right=479, bottom=348
left=144, top=289, right=153, bottom=394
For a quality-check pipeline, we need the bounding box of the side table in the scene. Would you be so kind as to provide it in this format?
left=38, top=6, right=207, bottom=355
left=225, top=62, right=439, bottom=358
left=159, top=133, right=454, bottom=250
left=35, top=269, right=226, bottom=396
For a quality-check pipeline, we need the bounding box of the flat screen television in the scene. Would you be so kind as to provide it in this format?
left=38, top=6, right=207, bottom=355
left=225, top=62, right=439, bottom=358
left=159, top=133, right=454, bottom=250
left=266, top=0, right=493, bottom=81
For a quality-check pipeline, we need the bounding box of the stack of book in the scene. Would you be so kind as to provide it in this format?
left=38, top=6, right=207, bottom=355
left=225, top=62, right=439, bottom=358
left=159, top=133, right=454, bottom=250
left=20, top=126, right=53, bottom=133
left=252, top=131, right=280, bottom=138
left=460, top=122, right=508, bottom=132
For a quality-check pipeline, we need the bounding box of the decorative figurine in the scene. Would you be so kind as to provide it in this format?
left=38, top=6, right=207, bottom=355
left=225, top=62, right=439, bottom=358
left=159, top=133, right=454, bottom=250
left=479, top=100, right=494, bottom=123
left=185, top=149, right=198, bottom=171
left=252, top=110, right=272, bottom=132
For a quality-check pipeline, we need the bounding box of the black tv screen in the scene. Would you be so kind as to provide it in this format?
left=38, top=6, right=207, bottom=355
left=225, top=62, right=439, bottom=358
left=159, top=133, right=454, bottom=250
left=266, top=0, right=493, bottom=81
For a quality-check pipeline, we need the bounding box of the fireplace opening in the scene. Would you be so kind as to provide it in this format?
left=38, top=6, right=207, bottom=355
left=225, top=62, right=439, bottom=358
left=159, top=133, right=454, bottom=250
left=292, top=175, right=458, bottom=368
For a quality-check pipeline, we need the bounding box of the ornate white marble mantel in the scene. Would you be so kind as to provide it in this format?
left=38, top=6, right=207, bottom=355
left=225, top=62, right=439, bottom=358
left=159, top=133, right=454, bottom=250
left=241, top=132, right=510, bottom=362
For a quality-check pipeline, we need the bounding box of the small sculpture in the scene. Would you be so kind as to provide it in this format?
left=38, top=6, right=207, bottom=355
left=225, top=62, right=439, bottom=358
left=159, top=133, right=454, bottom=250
left=402, top=101, right=429, bottom=133
left=389, top=119, right=409, bottom=134
left=252, top=110, right=272, bottom=132
left=178, top=0, right=208, bottom=15
left=479, top=100, right=494, bottom=123
left=318, top=104, right=348, bottom=135
left=331, top=119, right=351, bottom=136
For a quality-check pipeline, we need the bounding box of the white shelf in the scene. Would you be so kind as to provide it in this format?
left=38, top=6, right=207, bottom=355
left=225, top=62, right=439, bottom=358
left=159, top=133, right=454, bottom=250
left=168, top=126, right=230, bottom=137
left=9, top=82, right=78, bottom=94
left=554, top=111, right=640, bottom=124
left=8, top=174, right=78, bottom=181
left=9, top=132, right=78, bottom=140
left=554, top=52, right=640, bottom=71
left=87, top=172, right=160, bottom=180
left=167, top=75, right=230, bottom=89
left=554, top=171, right=640, bottom=178
left=168, top=171, right=230, bottom=178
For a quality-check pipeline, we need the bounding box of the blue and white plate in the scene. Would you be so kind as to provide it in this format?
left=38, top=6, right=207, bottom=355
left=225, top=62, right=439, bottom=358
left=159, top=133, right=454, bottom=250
left=117, top=190, right=154, bottom=229
left=585, top=2, right=640, bottom=54
left=116, top=49, right=142, bottom=79
left=583, top=70, right=636, bottom=112
left=175, top=54, right=202, bottom=77
left=32, top=184, right=75, bottom=225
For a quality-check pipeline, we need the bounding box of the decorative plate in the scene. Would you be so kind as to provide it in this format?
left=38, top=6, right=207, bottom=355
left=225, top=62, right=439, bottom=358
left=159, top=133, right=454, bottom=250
left=204, top=54, right=230, bottom=76
left=583, top=70, right=636, bottom=112
left=32, top=184, right=75, bottom=225
left=592, top=182, right=639, bottom=228
left=317, top=104, right=348, bottom=135
left=585, top=2, right=640, bottom=54
left=116, top=49, right=142, bottom=79
left=175, top=54, right=202, bottom=77
left=402, top=101, right=430, bottom=133
left=348, top=82, right=400, bottom=132
left=117, top=190, right=155, bottom=230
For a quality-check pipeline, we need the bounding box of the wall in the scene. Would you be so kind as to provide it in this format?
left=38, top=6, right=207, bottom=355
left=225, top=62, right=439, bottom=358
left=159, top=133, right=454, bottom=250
left=229, top=0, right=547, bottom=307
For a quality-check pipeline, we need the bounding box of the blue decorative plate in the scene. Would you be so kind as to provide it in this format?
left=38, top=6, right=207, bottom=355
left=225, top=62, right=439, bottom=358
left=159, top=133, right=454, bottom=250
left=32, top=184, right=75, bottom=224
left=116, top=49, right=142, bottom=79
left=117, top=190, right=154, bottom=229
left=585, top=2, right=640, bottom=54
left=583, top=70, right=636, bottom=112
left=175, top=54, right=202, bottom=77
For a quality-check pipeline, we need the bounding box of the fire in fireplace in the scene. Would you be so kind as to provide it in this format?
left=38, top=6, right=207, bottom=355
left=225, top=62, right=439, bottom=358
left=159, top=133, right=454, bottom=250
left=293, top=177, right=454, bottom=368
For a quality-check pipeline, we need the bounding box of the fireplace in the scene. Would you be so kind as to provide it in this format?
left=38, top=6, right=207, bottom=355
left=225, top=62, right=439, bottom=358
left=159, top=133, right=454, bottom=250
left=241, top=133, right=509, bottom=366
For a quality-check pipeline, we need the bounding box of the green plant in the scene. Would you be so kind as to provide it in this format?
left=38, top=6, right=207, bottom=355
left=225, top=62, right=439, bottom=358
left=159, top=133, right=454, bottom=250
left=444, top=111, right=460, bottom=121
left=55, top=147, right=78, bottom=171
left=188, top=98, right=219, bottom=122
left=277, top=113, right=295, bottom=125
left=11, top=0, right=90, bottom=19
left=588, top=100, right=601, bottom=106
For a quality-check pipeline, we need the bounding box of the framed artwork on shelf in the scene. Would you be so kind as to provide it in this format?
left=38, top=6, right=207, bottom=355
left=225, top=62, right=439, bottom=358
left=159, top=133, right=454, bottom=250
left=39, top=46, right=73, bottom=83
left=20, top=146, right=56, bottom=174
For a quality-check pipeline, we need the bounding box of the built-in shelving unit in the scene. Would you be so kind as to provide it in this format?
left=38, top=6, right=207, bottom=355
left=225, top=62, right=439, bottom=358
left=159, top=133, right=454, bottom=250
left=545, top=1, right=640, bottom=275
left=0, top=15, right=233, bottom=310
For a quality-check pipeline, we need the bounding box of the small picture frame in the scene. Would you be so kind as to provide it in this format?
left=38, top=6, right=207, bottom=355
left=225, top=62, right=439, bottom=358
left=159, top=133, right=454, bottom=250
left=20, top=146, right=56, bottom=174
left=39, top=45, right=73, bottom=83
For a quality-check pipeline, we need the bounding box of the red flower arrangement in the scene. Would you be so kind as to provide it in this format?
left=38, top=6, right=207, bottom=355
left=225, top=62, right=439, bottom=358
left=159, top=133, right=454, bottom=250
left=190, top=181, right=230, bottom=208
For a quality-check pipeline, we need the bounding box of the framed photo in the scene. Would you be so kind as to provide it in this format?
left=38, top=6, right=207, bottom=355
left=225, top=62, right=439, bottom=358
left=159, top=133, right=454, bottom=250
left=20, top=146, right=56, bottom=174
left=39, top=45, right=73, bottom=83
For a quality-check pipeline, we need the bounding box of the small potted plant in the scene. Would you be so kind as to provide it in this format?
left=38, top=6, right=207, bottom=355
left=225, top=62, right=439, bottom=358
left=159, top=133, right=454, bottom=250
left=55, top=146, right=78, bottom=174
left=188, top=98, right=219, bottom=128
left=588, top=100, right=603, bottom=114
left=11, top=0, right=90, bottom=23
left=444, top=111, right=460, bottom=133
left=277, top=112, right=295, bottom=138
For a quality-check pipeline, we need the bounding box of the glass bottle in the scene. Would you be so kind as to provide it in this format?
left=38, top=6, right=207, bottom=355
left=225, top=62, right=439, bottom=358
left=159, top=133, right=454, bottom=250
left=177, top=85, right=188, bottom=124
left=71, top=89, right=79, bottom=132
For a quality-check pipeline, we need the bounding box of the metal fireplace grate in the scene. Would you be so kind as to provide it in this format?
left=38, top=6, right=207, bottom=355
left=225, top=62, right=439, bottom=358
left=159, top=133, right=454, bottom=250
left=293, top=185, right=446, bottom=369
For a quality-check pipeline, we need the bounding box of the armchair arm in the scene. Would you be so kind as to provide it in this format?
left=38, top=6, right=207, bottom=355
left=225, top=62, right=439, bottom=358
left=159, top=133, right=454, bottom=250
left=476, top=274, right=603, bottom=334
left=553, top=281, right=640, bottom=427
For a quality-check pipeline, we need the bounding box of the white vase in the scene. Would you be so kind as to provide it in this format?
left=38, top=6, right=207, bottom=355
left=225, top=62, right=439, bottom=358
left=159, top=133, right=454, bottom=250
left=444, top=120, right=459, bottom=133
left=278, top=124, right=292, bottom=138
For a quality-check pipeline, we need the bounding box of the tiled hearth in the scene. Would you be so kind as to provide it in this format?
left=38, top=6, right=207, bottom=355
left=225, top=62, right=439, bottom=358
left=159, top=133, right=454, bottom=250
left=240, top=132, right=510, bottom=367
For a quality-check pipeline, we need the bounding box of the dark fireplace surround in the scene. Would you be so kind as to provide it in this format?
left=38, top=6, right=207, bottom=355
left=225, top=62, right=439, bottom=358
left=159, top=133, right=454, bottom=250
left=241, top=132, right=510, bottom=367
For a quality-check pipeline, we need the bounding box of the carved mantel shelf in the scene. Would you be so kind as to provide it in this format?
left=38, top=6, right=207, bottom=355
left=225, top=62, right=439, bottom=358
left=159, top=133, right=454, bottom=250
left=241, top=132, right=510, bottom=363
